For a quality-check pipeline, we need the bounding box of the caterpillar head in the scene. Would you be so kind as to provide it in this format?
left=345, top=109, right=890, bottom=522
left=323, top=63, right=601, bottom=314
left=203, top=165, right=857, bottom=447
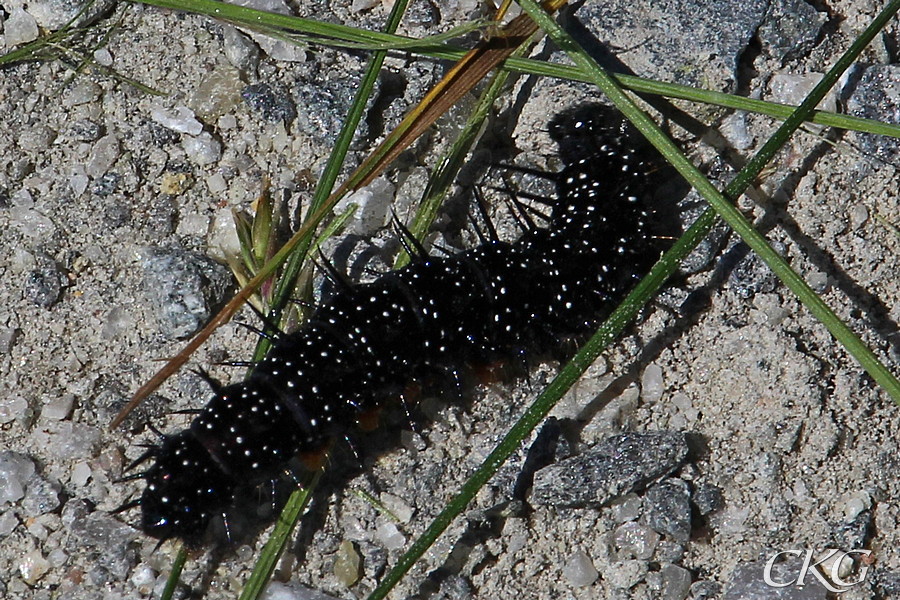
left=138, top=431, right=235, bottom=543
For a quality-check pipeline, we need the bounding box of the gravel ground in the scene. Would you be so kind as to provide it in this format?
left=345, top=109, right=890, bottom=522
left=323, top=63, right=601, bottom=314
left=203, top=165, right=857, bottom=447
left=2, top=0, right=900, bottom=599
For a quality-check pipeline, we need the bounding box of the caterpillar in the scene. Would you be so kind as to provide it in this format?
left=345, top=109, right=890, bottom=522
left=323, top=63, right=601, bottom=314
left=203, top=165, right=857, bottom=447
left=122, top=103, right=673, bottom=544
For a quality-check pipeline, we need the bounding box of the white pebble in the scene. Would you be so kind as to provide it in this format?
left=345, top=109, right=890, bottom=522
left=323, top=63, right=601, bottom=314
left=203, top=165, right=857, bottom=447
left=4, top=7, right=39, bottom=46
left=207, top=208, right=241, bottom=262
left=0, top=453, right=37, bottom=504
left=41, top=395, right=74, bottom=421
left=562, top=550, right=599, bottom=587
left=0, top=395, right=29, bottom=424
left=335, top=177, right=395, bottom=235
left=261, top=581, right=343, bottom=600
left=69, top=165, right=89, bottom=196
left=375, top=521, right=406, bottom=550
left=86, top=134, right=120, bottom=178
left=182, top=132, right=222, bottom=166
left=70, top=462, right=92, bottom=487
left=641, top=363, right=664, bottom=403
left=18, top=549, right=50, bottom=585
left=150, top=106, right=204, bottom=136
left=93, top=48, right=113, bottom=66
left=206, top=172, right=228, bottom=195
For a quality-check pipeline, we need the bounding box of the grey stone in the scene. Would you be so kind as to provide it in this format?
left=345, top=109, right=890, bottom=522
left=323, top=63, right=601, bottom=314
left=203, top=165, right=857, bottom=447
left=21, top=475, right=61, bottom=517
left=643, top=478, right=692, bottom=543
left=141, top=247, right=232, bottom=339
left=531, top=432, right=688, bottom=507
left=758, top=0, right=827, bottom=63
left=727, top=242, right=782, bottom=299
left=661, top=564, right=693, bottom=600
left=693, top=482, right=725, bottom=516
left=66, top=512, right=139, bottom=580
left=23, top=253, right=65, bottom=308
left=573, top=0, right=769, bottom=92
left=846, top=65, right=900, bottom=172
left=0, top=451, right=36, bottom=504
left=723, top=558, right=828, bottom=599
left=241, top=82, right=297, bottom=124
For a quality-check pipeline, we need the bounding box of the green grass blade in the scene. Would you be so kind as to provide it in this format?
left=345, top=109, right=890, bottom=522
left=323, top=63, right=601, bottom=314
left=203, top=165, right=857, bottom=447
left=238, top=469, right=323, bottom=600
left=126, top=0, right=900, bottom=139
left=159, top=546, right=188, bottom=600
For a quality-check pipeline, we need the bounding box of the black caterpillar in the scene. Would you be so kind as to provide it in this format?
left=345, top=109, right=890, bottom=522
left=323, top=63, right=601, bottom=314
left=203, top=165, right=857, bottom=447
left=124, top=104, right=672, bottom=543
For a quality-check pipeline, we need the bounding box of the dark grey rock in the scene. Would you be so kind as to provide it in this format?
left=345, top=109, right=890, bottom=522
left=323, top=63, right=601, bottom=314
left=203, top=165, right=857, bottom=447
left=661, top=563, right=693, bottom=600
left=874, top=568, right=900, bottom=597
left=92, top=172, right=121, bottom=197
left=531, top=432, right=688, bottom=508
left=141, top=247, right=232, bottom=339
left=643, top=478, right=692, bottom=543
left=727, top=242, right=781, bottom=299
left=692, top=482, right=724, bottom=516
left=295, top=80, right=368, bottom=144
left=241, top=82, right=297, bottom=124
left=723, top=558, right=828, bottom=599
left=847, top=65, right=900, bottom=172
left=23, top=253, right=65, bottom=307
left=573, top=0, right=768, bottom=92
left=690, top=580, right=722, bottom=599
left=758, top=0, right=827, bottom=63
left=69, top=119, right=103, bottom=142
left=676, top=188, right=732, bottom=275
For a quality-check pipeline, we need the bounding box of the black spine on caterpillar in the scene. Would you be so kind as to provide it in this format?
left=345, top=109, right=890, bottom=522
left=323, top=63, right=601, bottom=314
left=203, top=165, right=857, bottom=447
left=129, top=104, right=671, bottom=543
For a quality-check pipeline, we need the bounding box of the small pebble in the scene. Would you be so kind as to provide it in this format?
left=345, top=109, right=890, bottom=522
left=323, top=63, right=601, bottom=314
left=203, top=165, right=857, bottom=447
left=22, top=475, right=61, bottom=517
left=614, top=521, right=660, bottom=560
left=160, top=172, right=192, bottom=195
left=242, top=83, right=297, bottom=124
left=660, top=563, right=692, bottom=600
left=607, top=559, right=646, bottom=590
left=0, top=396, right=29, bottom=424
left=0, top=452, right=36, bottom=504
left=182, top=132, right=222, bottom=166
left=4, top=7, right=40, bottom=46
left=262, top=581, right=343, bottom=600
left=641, top=364, right=664, bottom=403
left=335, top=177, right=395, bottom=235
left=610, top=493, right=642, bottom=522
left=47, top=548, right=68, bottom=568
left=71, top=462, right=92, bottom=487
left=41, top=395, right=74, bottom=421
left=18, top=550, right=50, bottom=585
left=140, top=247, right=232, bottom=339
left=86, top=134, right=120, bottom=178
left=642, top=478, right=692, bottom=543
left=333, top=541, right=361, bottom=586
left=150, top=106, right=204, bottom=136
left=0, top=511, right=18, bottom=537
left=374, top=521, right=406, bottom=550
left=562, top=550, right=599, bottom=587
left=23, top=253, right=65, bottom=307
